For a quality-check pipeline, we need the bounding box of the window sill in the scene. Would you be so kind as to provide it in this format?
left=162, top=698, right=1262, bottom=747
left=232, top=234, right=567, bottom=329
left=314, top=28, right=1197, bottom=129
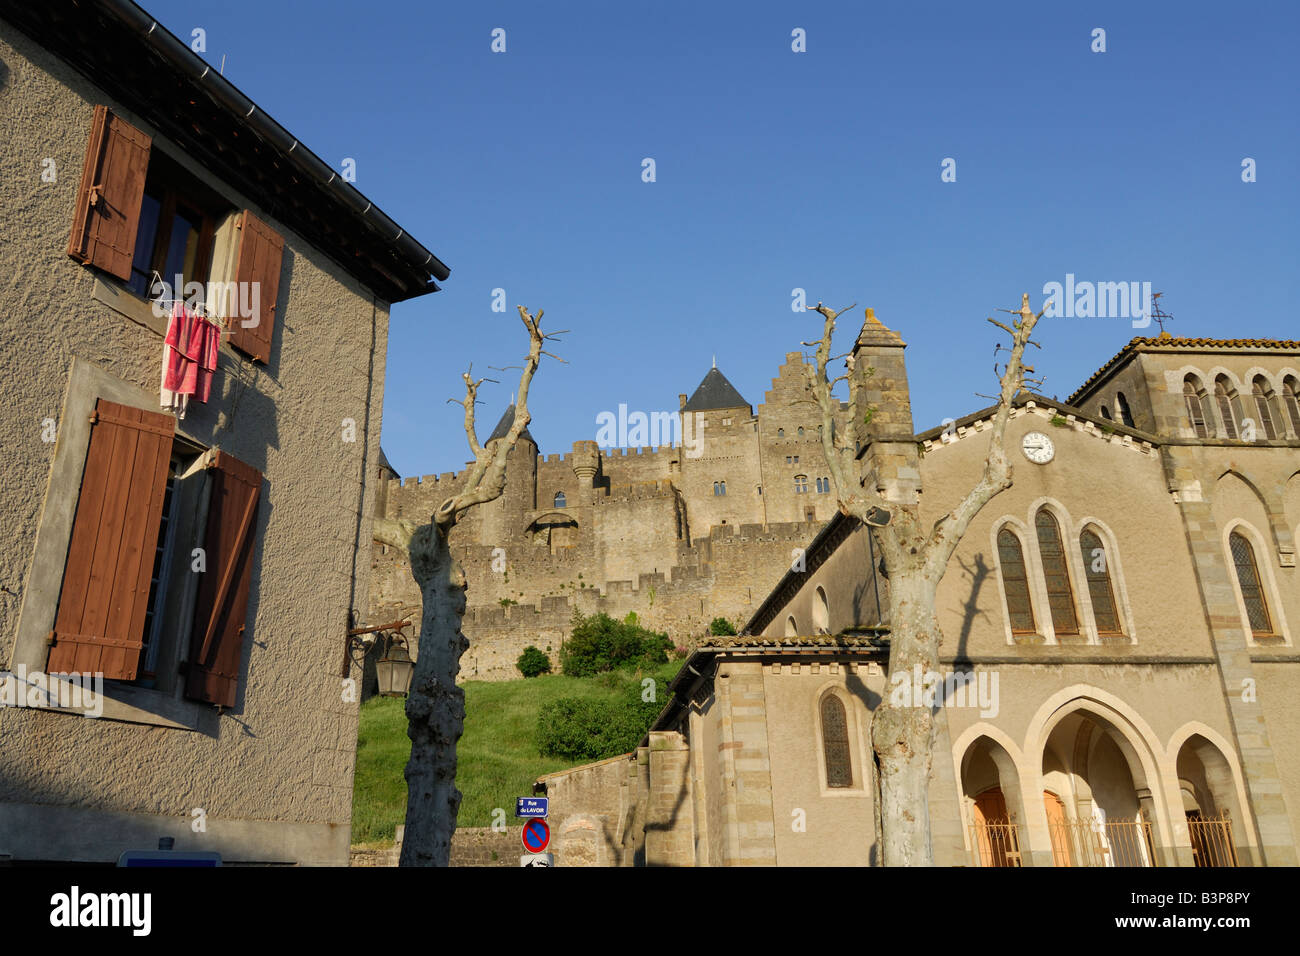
left=1012, top=633, right=1046, bottom=646
left=91, top=275, right=168, bottom=337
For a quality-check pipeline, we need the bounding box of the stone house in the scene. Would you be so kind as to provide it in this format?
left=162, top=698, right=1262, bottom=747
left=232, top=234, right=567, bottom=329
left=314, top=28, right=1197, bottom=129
left=538, top=311, right=1300, bottom=867
left=0, top=0, right=447, bottom=863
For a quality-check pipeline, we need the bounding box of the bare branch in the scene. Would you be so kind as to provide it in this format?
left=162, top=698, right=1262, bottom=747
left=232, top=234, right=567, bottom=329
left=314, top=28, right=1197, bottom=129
left=372, top=516, right=418, bottom=552
left=926, top=293, right=1045, bottom=574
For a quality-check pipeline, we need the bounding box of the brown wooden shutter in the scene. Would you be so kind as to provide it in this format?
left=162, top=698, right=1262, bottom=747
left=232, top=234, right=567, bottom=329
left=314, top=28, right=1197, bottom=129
left=228, top=211, right=284, bottom=364
left=186, top=451, right=263, bottom=707
left=48, top=400, right=175, bottom=679
left=67, top=106, right=151, bottom=281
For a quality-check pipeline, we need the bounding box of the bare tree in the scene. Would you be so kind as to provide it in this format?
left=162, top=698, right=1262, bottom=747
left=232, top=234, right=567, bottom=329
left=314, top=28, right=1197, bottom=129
left=373, top=305, right=561, bottom=866
left=803, top=293, right=1045, bottom=866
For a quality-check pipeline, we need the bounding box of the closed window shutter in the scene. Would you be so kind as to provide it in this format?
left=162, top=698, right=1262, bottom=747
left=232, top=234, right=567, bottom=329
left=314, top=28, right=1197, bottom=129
left=228, top=211, right=284, bottom=364
left=48, top=400, right=175, bottom=679
left=186, top=451, right=262, bottom=707
left=67, top=106, right=151, bottom=281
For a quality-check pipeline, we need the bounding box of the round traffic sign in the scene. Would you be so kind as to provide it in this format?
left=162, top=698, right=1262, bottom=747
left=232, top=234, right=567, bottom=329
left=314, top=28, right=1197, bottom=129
left=521, top=818, right=550, bottom=854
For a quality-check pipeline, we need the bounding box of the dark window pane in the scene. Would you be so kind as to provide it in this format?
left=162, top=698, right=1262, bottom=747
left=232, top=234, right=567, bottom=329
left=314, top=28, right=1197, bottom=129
left=821, top=696, right=852, bottom=788
left=1080, top=530, right=1121, bottom=634
left=128, top=191, right=163, bottom=297
left=1035, top=511, right=1078, bottom=635
left=1230, top=532, right=1273, bottom=635
left=998, top=529, right=1036, bottom=634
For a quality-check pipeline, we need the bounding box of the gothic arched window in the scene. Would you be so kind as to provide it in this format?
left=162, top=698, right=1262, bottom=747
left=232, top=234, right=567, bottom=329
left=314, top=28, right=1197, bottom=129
left=1229, top=531, right=1275, bottom=637
left=997, top=528, right=1036, bottom=635
left=1214, top=376, right=1240, bottom=439
left=785, top=615, right=798, bottom=637
left=1283, top=376, right=1300, bottom=436
left=820, top=694, right=852, bottom=788
left=1116, top=392, right=1135, bottom=427
left=1035, top=510, right=1079, bottom=636
left=713, top=480, right=726, bottom=496
left=1080, top=528, right=1121, bottom=635
left=1100, top=405, right=1112, bottom=420
left=1252, top=377, right=1278, bottom=439
left=1184, top=376, right=1210, bottom=438
left=813, top=586, right=830, bottom=634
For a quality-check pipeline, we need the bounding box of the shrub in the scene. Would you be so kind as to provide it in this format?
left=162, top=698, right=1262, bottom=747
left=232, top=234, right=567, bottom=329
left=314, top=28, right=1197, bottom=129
left=560, top=611, right=673, bottom=677
left=536, top=695, right=664, bottom=761
left=516, top=645, right=551, bottom=678
left=708, top=616, right=737, bottom=636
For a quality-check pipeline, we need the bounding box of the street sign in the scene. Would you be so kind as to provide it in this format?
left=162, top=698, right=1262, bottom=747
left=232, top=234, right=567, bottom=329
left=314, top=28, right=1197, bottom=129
left=521, top=818, right=550, bottom=854
left=117, top=850, right=222, bottom=867
left=520, top=853, right=553, bottom=867
left=516, top=796, right=548, bottom=818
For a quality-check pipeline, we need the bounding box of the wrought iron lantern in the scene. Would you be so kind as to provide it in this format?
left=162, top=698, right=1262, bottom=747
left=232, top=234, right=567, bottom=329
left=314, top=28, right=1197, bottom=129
left=375, top=631, right=414, bottom=697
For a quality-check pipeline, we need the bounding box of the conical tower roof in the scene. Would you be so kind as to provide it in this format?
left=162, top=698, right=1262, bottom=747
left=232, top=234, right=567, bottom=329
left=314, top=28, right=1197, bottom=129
left=683, top=365, right=750, bottom=412
left=486, top=404, right=536, bottom=447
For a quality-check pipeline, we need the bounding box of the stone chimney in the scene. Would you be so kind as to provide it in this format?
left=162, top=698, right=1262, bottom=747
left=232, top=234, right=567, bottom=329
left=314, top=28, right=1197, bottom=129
left=852, top=308, right=920, bottom=505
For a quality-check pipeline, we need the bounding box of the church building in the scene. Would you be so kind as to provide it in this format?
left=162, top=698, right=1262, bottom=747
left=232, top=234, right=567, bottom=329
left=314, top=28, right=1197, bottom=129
left=535, top=310, right=1300, bottom=867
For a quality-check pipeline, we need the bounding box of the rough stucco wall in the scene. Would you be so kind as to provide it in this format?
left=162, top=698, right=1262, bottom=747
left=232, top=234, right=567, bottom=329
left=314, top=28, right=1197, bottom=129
left=0, top=25, right=390, bottom=861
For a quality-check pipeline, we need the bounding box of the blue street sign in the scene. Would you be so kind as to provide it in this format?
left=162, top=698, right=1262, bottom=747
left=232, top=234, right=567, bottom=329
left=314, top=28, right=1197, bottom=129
left=516, top=796, right=549, bottom=818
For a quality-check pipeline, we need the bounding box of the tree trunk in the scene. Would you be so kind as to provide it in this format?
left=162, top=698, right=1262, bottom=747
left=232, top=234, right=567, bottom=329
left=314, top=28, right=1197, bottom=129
left=872, top=560, right=943, bottom=866
left=398, top=523, right=470, bottom=867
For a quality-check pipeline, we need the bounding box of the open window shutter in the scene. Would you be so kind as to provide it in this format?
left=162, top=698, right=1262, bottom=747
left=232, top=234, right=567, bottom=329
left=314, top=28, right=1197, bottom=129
left=67, top=106, right=151, bottom=281
left=48, top=400, right=174, bottom=679
left=228, top=211, right=283, bottom=364
left=186, top=451, right=262, bottom=707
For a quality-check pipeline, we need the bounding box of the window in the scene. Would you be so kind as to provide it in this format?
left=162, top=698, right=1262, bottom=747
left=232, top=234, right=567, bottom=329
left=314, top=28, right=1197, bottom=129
left=797, top=427, right=804, bottom=437
left=722, top=417, right=732, bottom=426
left=1116, top=392, right=1134, bottom=427
left=1035, top=510, right=1079, bottom=636
left=815, top=477, right=829, bottom=493
left=1283, top=377, right=1300, bottom=436
left=713, top=481, right=726, bottom=496
left=1214, top=376, right=1240, bottom=439
left=70, top=106, right=284, bottom=365
left=785, top=615, right=798, bottom=637
left=794, top=475, right=809, bottom=494
left=997, top=528, right=1036, bottom=635
left=1100, top=405, right=1112, bottom=420
left=1229, top=531, right=1274, bottom=638
left=45, top=399, right=263, bottom=706
left=126, top=150, right=228, bottom=302
left=813, top=586, right=830, bottom=634
left=1252, top=377, right=1278, bottom=439
left=821, top=695, right=852, bottom=788
left=777, top=428, right=785, bottom=438
left=1184, top=376, right=1210, bottom=438
left=1080, top=529, right=1122, bottom=635
left=553, top=491, right=566, bottom=508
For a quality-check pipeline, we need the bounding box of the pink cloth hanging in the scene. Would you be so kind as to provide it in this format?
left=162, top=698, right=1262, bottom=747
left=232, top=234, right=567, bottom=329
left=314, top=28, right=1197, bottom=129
left=161, top=302, right=220, bottom=418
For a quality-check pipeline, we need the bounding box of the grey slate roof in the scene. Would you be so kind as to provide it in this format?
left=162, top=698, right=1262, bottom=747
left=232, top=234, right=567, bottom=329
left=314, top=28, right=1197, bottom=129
left=682, top=367, right=750, bottom=412
left=376, top=446, right=399, bottom=479
left=486, top=405, right=536, bottom=446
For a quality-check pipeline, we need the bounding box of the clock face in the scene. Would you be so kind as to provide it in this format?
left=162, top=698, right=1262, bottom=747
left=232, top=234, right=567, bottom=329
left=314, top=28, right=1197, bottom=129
left=1021, top=431, right=1055, bottom=464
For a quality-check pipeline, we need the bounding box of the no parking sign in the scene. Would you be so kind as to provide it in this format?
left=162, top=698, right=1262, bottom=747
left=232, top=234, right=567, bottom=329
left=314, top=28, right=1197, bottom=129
left=521, top=818, right=550, bottom=854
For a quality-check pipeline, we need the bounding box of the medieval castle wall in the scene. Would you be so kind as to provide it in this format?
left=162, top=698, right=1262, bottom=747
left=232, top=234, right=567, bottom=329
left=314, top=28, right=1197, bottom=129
left=368, top=351, right=849, bottom=681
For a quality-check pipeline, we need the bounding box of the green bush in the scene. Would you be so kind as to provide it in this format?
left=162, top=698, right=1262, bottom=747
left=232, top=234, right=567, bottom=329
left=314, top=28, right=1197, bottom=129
left=708, top=616, right=737, bottom=636
left=536, top=694, right=664, bottom=761
left=559, top=611, right=672, bottom=677
left=516, top=645, right=551, bottom=678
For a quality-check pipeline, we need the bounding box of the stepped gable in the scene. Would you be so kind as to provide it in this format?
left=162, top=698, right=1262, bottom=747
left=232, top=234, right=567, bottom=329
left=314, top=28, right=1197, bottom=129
left=682, top=365, right=750, bottom=412
left=486, top=404, right=536, bottom=447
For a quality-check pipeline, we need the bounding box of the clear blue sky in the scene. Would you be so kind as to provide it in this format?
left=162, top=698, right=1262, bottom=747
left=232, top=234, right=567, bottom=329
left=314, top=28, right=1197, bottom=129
left=150, top=0, right=1299, bottom=478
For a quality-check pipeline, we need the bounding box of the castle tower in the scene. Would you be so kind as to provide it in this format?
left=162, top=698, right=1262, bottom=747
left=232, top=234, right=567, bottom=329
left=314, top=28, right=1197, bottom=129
left=852, top=308, right=920, bottom=504
left=571, top=439, right=600, bottom=498
left=480, top=404, right=538, bottom=543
